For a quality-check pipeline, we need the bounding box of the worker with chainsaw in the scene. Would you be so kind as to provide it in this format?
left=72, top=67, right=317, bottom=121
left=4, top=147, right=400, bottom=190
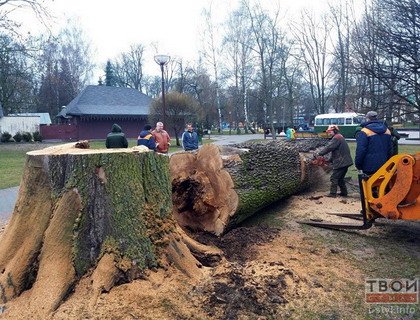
left=355, top=111, right=392, bottom=175
left=315, top=125, right=353, bottom=197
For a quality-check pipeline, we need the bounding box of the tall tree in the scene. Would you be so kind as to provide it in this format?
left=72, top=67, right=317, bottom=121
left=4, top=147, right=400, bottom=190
left=373, top=0, right=419, bottom=116
left=201, top=6, right=223, bottom=132
left=0, top=34, right=36, bottom=114
left=149, top=91, right=200, bottom=146
left=223, top=4, right=254, bottom=132
left=36, top=21, right=94, bottom=118
left=329, top=1, right=353, bottom=112
left=58, top=21, right=94, bottom=93
left=112, top=43, right=145, bottom=91
left=0, top=0, right=50, bottom=36
left=293, top=10, right=334, bottom=114
left=105, top=60, right=116, bottom=87
left=244, top=1, right=287, bottom=137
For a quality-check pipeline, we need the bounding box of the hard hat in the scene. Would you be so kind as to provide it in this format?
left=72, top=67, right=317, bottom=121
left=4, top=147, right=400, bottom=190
left=326, top=125, right=339, bottom=133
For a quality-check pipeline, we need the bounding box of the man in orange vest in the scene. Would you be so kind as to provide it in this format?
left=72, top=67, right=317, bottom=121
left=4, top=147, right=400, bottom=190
left=137, top=124, right=156, bottom=150
left=355, top=111, right=392, bottom=175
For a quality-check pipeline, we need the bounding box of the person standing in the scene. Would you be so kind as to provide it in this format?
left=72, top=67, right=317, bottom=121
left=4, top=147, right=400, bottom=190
left=388, top=126, right=401, bottom=156
left=315, top=125, right=353, bottom=197
left=181, top=123, right=199, bottom=151
left=355, top=111, right=392, bottom=175
left=137, top=124, right=156, bottom=150
left=286, top=127, right=296, bottom=141
left=152, top=122, right=171, bottom=153
left=105, top=123, right=128, bottom=148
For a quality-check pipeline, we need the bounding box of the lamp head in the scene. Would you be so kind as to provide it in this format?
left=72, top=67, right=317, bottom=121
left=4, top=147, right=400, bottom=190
left=154, top=54, right=170, bottom=65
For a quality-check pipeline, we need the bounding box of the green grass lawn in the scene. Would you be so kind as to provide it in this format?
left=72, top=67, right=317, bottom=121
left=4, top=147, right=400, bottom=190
left=0, top=138, right=214, bottom=189
left=0, top=149, right=29, bottom=189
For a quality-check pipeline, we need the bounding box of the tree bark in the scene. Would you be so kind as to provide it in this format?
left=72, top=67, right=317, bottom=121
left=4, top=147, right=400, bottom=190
left=170, top=139, right=328, bottom=235
left=0, top=143, right=204, bottom=318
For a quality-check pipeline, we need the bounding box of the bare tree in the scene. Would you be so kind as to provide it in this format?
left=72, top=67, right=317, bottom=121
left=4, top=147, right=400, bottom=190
left=329, top=1, right=353, bottom=112
left=112, top=44, right=145, bottom=91
left=36, top=20, right=94, bottom=117
left=201, top=6, right=223, bottom=132
left=182, top=62, right=219, bottom=131
left=293, top=10, right=334, bottom=114
left=57, top=20, right=94, bottom=92
left=223, top=3, right=254, bottom=132
left=0, top=34, right=36, bottom=114
left=374, top=0, right=420, bottom=116
left=0, top=0, right=50, bottom=36
left=244, top=0, right=287, bottom=137
left=351, top=0, right=419, bottom=122
left=149, top=91, right=200, bottom=145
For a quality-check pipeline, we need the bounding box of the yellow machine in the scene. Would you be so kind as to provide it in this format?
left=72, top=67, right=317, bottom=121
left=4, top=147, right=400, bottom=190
left=301, top=153, right=420, bottom=230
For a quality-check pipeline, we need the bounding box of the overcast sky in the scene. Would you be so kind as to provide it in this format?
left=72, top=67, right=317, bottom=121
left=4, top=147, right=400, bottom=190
left=17, top=0, right=358, bottom=82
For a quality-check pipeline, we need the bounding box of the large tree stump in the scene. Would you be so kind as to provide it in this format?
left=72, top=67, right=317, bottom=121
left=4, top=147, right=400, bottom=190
left=0, top=143, right=204, bottom=318
left=170, top=139, right=328, bottom=235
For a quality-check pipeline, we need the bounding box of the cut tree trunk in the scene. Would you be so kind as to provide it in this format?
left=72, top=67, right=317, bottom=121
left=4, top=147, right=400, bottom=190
left=170, top=139, right=328, bottom=235
left=0, top=143, right=208, bottom=318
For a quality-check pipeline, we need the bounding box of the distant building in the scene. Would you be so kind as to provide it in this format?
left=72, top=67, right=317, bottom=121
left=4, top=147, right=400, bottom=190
left=0, top=104, right=45, bottom=135
left=9, top=113, right=52, bottom=125
left=45, top=85, right=152, bottom=140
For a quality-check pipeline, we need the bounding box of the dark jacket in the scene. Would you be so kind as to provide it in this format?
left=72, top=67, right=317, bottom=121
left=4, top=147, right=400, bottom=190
left=389, top=127, right=400, bottom=156
left=106, top=124, right=128, bottom=148
left=355, top=120, right=392, bottom=174
left=182, top=130, right=198, bottom=151
left=137, top=130, right=156, bottom=150
left=318, top=133, right=353, bottom=169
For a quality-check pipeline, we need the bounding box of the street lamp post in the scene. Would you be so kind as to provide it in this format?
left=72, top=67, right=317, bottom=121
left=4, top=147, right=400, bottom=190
left=154, top=54, right=171, bottom=126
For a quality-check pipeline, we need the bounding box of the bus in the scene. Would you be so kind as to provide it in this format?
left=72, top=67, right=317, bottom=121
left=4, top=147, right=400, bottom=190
left=314, top=112, right=365, bottom=138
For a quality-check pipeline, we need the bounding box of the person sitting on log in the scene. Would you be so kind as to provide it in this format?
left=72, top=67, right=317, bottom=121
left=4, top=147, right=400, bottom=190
left=137, top=124, right=157, bottom=150
left=314, top=125, right=353, bottom=197
left=105, top=123, right=128, bottom=148
left=181, top=123, right=199, bottom=151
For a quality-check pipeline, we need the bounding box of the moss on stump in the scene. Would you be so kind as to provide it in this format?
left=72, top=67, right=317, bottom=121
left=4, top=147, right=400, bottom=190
left=0, top=143, right=201, bottom=318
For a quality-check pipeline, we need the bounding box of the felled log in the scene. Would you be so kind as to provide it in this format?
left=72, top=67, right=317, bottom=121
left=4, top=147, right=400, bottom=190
left=0, top=143, right=208, bottom=318
left=170, top=139, right=328, bottom=235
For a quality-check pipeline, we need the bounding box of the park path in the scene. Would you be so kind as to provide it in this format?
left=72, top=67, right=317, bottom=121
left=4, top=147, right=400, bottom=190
left=0, top=186, right=19, bottom=222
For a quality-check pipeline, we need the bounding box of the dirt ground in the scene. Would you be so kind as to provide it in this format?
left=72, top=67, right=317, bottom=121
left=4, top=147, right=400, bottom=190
left=0, top=175, right=419, bottom=320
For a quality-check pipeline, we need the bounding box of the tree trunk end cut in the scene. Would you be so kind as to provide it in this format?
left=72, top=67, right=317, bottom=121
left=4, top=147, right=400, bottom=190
left=170, top=139, right=328, bottom=235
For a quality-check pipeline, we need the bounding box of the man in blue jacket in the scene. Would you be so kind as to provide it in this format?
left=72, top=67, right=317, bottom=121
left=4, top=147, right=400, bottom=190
left=355, top=111, right=392, bottom=175
left=137, top=124, right=156, bottom=150
left=182, top=123, right=199, bottom=151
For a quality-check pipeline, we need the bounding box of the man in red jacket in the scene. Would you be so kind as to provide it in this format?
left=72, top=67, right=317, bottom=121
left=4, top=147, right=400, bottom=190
left=152, top=122, right=171, bottom=153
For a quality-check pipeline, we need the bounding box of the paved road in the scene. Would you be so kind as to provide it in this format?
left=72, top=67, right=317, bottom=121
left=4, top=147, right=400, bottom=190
left=0, top=186, right=18, bottom=223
